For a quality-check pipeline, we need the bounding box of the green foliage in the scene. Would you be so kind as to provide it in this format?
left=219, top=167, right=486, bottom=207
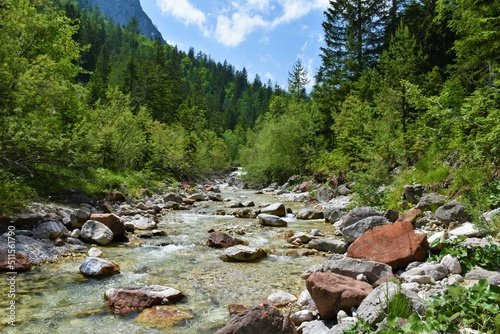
left=73, top=88, right=151, bottom=169
left=428, top=236, right=500, bottom=272
left=0, top=170, right=34, bottom=215
left=419, top=280, right=500, bottom=334
left=348, top=281, right=500, bottom=334
left=240, top=98, right=319, bottom=185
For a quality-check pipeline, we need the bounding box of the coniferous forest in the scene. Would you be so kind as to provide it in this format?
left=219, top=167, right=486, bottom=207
left=1, top=0, right=500, bottom=222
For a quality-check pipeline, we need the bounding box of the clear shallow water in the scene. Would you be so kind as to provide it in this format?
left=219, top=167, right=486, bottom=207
left=1, top=187, right=335, bottom=333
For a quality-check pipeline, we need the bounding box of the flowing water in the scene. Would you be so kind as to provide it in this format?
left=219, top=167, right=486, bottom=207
left=1, top=186, right=335, bottom=333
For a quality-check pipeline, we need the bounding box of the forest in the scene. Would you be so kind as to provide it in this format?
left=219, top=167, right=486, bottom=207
left=1, top=0, right=499, bottom=219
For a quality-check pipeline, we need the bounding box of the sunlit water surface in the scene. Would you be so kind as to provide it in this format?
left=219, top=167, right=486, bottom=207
left=1, top=187, right=336, bottom=333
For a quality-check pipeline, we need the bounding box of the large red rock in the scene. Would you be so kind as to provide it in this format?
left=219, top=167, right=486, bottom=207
left=215, top=301, right=295, bottom=334
left=306, top=272, right=373, bottom=320
left=0, top=249, right=32, bottom=272
left=89, top=213, right=125, bottom=239
left=347, top=221, right=429, bottom=270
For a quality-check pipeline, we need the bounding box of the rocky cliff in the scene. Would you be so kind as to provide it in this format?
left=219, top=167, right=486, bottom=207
left=84, top=0, right=164, bottom=42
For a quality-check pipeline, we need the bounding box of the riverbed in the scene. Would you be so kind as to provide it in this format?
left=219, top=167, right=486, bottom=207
left=1, top=185, right=335, bottom=333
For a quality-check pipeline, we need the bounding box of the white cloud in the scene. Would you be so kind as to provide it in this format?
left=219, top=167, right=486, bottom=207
left=272, top=0, right=329, bottom=26
left=215, top=12, right=267, bottom=47
left=156, top=0, right=206, bottom=29
left=210, top=0, right=329, bottom=47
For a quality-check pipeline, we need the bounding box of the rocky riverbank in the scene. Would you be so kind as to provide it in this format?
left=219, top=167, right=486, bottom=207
left=1, top=174, right=499, bottom=333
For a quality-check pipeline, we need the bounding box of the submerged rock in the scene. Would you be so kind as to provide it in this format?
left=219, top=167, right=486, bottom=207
left=207, top=231, right=247, bottom=248
left=135, top=306, right=194, bottom=329
left=79, top=257, right=120, bottom=278
left=257, top=213, right=287, bottom=227
left=220, top=245, right=267, bottom=262
left=104, top=285, right=185, bottom=314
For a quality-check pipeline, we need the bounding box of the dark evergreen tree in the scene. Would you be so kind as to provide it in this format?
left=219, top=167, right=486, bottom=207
left=287, top=59, right=310, bottom=99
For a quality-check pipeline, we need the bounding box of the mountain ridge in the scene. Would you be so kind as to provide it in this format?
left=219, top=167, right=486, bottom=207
left=83, top=0, right=164, bottom=42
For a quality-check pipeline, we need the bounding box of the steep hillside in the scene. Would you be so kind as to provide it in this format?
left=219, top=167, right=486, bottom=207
left=84, top=0, right=164, bottom=41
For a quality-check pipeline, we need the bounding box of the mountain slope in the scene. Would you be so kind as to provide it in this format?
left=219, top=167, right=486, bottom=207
left=84, top=0, right=164, bottom=41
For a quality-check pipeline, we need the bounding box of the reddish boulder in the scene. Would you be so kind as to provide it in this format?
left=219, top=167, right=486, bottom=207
left=105, top=286, right=185, bottom=314
left=89, top=213, right=125, bottom=239
left=215, top=301, right=295, bottom=334
left=0, top=249, right=32, bottom=272
left=347, top=221, right=429, bottom=270
left=207, top=232, right=247, bottom=248
left=306, top=272, right=372, bottom=320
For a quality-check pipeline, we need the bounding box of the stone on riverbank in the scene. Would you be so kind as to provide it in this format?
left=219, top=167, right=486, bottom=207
left=321, top=256, right=394, bottom=285
left=215, top=302, right=295, bottom=334
left=296, top=208, right=324, bottom=220
left=306, top=237, right=346, bottom=254
left=32, top=219, right=69, bottom=240
left=306, top=272, right=372, bottom=320
left=135, top=306, right=194, bottom=330
left=342, top=216, right=390, bottom=243
left=0, top=249, right=32, bottom=272
left=347, top=221, right=429, bottom=270
left=80, top=220, right=114, bottom=245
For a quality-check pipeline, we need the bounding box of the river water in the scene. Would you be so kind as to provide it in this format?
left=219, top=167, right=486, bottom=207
left=1, top=185, right=335, bottom=333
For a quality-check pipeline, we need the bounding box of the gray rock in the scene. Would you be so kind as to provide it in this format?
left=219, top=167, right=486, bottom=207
left=163, top=193, right=184, bottom=204
left=337, top=184, right=350, bottom=195
left=316, top=187, right=335, bottom=202
left=290, top=310, right=315, bottom=326
left=449, top=222, right=482, bottom=237
left=32, top=220, right=68, bottom=240
left=357, top=282, right=425, bottom=325
left=123, top=215, right=156, bottom=230
left=435, top=200, right=471, bottom=225
left=0, top=235, right=87, bottom=264
left=297, top=320, right=331, bottom=334
left=296, top=208, right=324, bottom=220
left=259, top=203, right=286, bottom=217
left=257, top=213, right=287, bottom=227
left=88, top=247, right=103, bottom=257
left=484, top=208, right=500, bottom=224
left=415, top=193, right=445, bottom=210
left=267, top=290, right=297, bottom=307
left=487, top=273, right=500, bottom=286
left=80, top=220, right=114, bottom=245
left=340, top=206, right=382, bottom=230
left=403, top=184, right=425, bottom=204
left=328, top=322, right=352, bottom=334
left=440, top=254, right=462, bottom=274
left=324, top=208, right=342, bottom=223
left=220, top=245, right=267, bottom=262
left=297, top=289, right=317, bottom=311
left=465, top=266, right=500, bottom=281
left=420, top=263, right=449, bottom=281
left=79, top=256, right=120, bottom=278
left=342, top=216, right=390, bottom=243
left=321, top=257, right=393, bottom=285
left=70, top=209, right=91, bottom=229
left=307, top=238, right=346, bottom=253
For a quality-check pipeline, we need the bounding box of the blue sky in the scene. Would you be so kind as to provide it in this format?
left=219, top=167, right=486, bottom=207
left=139, top=0, right=330, bottom=90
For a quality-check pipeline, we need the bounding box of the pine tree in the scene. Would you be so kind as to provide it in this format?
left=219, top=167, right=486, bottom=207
left=287, top=59, right=310, bottom=99
left=315, top=0, right=391, bottom=99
